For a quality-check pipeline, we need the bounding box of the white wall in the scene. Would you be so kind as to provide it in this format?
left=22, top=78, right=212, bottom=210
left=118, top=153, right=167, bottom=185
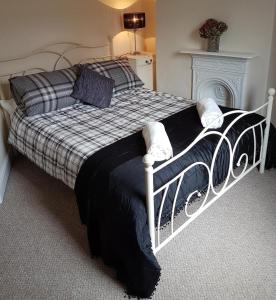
left=0, top=0, right=147, bottom=58
left=142, top=0, right=156, bottom=53
left=156, top=0, right=276, bottom=113
left=268, top=4, right=276, bottom=125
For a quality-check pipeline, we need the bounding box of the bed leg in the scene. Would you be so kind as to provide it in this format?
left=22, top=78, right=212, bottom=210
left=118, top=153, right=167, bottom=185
left=260, top=88, right=275, bottom=174
left=143, top=154, right=156, bottom=252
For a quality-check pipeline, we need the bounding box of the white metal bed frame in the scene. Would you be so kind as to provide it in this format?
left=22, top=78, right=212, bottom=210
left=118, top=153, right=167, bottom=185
left=144, top=88, right=275, bottom=254
left=0, top=42, right=275, bottom=257
left=0, top=40, right=113, bottom=98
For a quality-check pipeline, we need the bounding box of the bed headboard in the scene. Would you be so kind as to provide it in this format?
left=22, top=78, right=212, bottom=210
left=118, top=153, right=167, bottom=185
left=0, top=38, right=114, bottom=99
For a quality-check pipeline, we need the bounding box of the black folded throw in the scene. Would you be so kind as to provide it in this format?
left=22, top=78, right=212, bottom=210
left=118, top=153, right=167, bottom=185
left=75, top=106, right=276, bottom=298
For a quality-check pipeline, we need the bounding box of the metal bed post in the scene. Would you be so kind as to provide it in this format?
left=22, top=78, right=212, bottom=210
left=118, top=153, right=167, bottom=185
left=260, top=88, right=275, bottom=173
left=143, top=154, right=156, bottom=253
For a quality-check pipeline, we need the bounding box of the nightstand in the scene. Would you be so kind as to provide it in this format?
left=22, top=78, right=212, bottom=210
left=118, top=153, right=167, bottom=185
left=126, top=53, right=155, bottom=90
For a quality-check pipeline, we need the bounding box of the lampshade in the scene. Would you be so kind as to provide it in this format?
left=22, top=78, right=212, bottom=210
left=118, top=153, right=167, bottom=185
left=123, top=12, right=146, bottom=30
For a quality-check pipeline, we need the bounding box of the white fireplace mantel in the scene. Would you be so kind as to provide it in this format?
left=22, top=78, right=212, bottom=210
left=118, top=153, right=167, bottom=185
left=178, top=49, right=257, bottom=108
left=178, top=49, right=256, bottom=59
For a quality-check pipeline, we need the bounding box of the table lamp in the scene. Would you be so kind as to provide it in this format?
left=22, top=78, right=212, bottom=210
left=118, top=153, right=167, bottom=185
left=123, top=12, right=146, bottom=55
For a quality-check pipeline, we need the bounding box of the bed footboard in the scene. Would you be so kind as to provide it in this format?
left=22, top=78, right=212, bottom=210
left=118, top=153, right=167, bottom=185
left=143, top=88, right=275, bottom=254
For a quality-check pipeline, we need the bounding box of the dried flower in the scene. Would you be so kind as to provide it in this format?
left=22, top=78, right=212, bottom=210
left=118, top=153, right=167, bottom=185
left=199, top=18, right=228, bottom=39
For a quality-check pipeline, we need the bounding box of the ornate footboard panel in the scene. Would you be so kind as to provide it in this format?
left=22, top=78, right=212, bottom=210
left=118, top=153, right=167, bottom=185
left=143, top=89, right=275, bottom=255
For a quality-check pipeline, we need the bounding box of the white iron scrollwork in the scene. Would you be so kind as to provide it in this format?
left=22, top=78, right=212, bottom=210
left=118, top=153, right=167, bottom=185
left=144, top=88, right=275, bottom=255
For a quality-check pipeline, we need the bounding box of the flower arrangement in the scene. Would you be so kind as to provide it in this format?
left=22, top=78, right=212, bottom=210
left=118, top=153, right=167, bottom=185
left=199, top=18, right=228, bottom=39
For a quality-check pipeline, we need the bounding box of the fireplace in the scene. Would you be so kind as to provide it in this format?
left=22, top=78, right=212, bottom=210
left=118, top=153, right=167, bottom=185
left=179, top=50, right=256, bottom=108
left=196, top=78, right=234, bottom=107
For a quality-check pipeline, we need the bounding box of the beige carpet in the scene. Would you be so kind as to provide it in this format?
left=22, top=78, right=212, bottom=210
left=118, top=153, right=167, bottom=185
left=0, top=156, right=276, bottom=300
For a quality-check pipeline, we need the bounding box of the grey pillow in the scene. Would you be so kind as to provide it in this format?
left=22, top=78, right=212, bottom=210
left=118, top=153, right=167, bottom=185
left=85, top=58, right=144, bottom=95
left=9, top=66, right=79, bottom=116
left=71, top=67, right=115, bottom=108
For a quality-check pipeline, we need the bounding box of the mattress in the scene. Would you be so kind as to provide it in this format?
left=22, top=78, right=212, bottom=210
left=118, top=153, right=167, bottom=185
left=9, top=88, right=193, bottom=188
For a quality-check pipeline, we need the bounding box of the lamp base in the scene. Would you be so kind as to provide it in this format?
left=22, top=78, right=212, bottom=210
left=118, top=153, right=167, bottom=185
left=132, top=29, right=141, bottom=56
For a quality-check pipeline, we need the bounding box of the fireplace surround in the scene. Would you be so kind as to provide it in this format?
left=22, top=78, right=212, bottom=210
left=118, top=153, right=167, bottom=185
left=179, top=50, right=256, bottom=108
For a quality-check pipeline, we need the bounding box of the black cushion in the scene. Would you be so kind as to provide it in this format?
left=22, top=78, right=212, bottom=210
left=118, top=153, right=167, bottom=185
left=72, top=66, right=115, bottom=108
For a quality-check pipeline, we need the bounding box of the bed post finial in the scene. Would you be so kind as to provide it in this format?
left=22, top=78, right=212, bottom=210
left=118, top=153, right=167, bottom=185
left=268, top=88, right=276, bottom=97
left=107, top=35, right=114, bottom=59
left=260, top=88, right=275, bottom=173
left=143, top=154, right=156, bottom=252
left=143, top=153, right=155, bottom=166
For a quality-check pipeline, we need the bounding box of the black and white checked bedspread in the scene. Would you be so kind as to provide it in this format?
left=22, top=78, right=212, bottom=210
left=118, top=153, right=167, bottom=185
left=9, top=88, right=194, bottom=189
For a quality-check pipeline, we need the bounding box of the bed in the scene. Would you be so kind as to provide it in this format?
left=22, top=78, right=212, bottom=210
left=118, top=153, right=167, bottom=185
left=1, top=42, right=276, bottom=298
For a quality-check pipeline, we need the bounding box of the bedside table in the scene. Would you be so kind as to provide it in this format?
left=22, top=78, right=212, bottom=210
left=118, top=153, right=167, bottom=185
left=126, top=53, right=154, bottom=90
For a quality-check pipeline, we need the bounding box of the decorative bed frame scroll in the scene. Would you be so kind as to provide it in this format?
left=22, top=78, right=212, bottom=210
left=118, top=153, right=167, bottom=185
left=143, top=89, right=275, bottom=254
left=0, top=40, right=113, bottom=98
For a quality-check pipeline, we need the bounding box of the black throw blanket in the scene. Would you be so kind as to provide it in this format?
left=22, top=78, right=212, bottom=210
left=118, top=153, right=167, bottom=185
left=74, top=106, right=276, bottom=298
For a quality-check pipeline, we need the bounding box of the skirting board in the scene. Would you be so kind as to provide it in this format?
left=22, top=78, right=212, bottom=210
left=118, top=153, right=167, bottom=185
left=0, top=153, right=11, bottom=204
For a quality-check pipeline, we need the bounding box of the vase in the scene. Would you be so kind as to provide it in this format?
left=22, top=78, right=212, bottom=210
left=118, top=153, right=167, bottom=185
left=207, top=36, right=220, bottom=52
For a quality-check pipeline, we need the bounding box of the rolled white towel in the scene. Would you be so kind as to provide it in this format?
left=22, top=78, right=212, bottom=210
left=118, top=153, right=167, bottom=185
left=142, top=121, right=173, bottom=161
left=196, top=98, right=224, bottom=129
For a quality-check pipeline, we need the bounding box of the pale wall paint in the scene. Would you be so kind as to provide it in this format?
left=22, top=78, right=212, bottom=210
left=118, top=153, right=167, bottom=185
left=0, top=0, right=147, bottom=184
left=0, top=0, right=145, bottom=58
left=156, top=0, right=276, bottom=118
left=268, top=4, right=276, bottom=125
left=142, top=0, right=156, bottom=53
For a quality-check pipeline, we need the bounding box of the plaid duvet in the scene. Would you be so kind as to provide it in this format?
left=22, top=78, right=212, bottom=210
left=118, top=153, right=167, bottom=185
left=9, top=88, right=194, bottom=189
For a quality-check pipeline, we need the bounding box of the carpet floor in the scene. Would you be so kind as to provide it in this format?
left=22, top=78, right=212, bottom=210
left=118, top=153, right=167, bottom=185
left=0, top=156, right=276, bottom=300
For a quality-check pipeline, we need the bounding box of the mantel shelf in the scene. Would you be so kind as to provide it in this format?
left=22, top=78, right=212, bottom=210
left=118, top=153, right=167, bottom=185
left=178, top=49, right=257, bottom=60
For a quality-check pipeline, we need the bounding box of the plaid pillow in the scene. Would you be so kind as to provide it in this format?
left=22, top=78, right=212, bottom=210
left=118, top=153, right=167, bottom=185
left=9, top=66, right=79, bottom=116
left=85, top=58, right=144, bottom=95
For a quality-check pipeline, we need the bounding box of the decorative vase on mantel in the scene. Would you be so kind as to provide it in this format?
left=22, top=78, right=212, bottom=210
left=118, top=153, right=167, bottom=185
left=199, top=18, right=228, bottom=53
left=207, top=36, right=220, bottom=52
